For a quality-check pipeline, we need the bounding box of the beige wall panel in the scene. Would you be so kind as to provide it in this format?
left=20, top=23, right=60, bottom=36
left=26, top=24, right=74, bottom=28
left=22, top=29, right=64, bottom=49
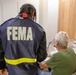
left=58, top=0, right=76, bottom=40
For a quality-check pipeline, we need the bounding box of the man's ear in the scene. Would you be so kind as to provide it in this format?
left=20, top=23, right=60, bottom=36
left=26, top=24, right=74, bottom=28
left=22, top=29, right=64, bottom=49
left=55, top=40, right=59, bottom=47
left=56, top=41, right=58, bottom=45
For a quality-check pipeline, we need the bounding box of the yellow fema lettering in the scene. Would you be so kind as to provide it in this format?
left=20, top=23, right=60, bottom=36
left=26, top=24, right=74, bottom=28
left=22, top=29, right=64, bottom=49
left=7, top=27, right=33, bottom=40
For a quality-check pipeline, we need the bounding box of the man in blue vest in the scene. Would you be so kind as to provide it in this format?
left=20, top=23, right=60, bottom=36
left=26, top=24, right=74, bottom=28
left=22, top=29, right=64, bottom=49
left=0, top=4, right=47, bottom=75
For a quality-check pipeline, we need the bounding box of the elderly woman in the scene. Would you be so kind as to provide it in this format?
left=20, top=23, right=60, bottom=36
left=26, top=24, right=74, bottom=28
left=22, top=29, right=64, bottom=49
left=39, top=31, right=76, bottom=75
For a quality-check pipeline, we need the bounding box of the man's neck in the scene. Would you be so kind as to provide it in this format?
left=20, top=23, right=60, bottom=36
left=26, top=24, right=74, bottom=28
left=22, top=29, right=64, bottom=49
left=56, top=46, right=67, bottom=51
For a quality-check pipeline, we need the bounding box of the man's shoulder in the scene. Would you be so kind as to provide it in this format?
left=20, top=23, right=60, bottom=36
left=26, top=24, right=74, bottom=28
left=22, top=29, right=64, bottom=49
left=51, top=51, right=63, bottom=59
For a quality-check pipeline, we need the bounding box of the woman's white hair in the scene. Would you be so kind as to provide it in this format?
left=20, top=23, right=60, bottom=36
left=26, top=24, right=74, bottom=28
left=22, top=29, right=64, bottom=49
left=55, top=31, right=69, bottom=48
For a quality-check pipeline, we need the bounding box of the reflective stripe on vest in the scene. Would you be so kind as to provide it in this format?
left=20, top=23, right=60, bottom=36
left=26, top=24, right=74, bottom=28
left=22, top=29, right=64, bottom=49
left=4, top=57, right=37, bottom=65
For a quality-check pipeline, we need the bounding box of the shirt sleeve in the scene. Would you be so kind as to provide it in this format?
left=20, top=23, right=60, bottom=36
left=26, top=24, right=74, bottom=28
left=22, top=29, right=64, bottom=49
left=37, top=31, right=47, bottom=62
left=75, top=55, right=76, bottom=71
left=0, top=26, right=6, bottom=69
left=45, top=53, right=61, bottom=68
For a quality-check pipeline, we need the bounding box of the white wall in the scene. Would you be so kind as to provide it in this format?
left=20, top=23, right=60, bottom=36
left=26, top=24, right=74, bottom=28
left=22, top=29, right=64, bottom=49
left=47, top=0, right=59, bottom=43
left=2, top=0, right=18, bottom=23
left=0, top=0, right=3, bottom=24
left=39, top=0, right=59, bottom=44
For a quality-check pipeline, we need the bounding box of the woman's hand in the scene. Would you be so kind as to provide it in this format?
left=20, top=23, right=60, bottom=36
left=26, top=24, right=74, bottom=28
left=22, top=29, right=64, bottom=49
left=0, top=69, right=8, bottom=75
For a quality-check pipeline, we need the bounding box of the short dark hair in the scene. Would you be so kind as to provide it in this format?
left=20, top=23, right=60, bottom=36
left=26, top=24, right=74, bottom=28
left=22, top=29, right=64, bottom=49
left=19, top=4, right=36, bottom=20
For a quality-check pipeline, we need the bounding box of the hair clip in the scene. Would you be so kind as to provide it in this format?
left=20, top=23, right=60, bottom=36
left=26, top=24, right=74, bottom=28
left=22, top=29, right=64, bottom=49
left=22, top=13, right=28, bottom=18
